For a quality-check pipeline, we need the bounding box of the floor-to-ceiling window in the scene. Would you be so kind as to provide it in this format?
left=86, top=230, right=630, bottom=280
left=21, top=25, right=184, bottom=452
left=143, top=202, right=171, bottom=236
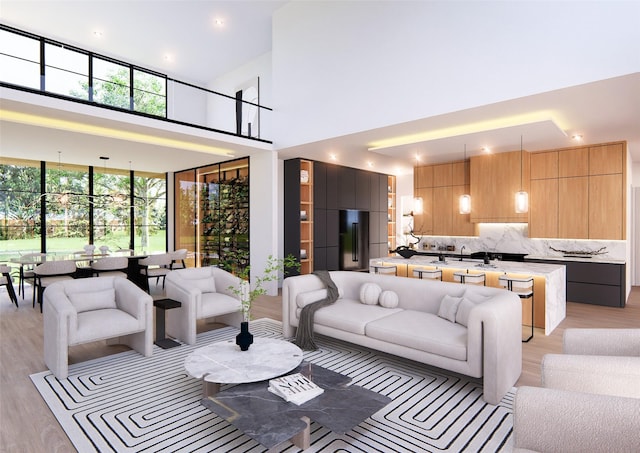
left=93, top=164, right=131, bottom=251
left=45, top=160, right=90, bottom=252
left=133, top=171, right=166, bottom=253
left=0, top=158, right=41, bottom=257
left=0, top=157, right=166, bottom=261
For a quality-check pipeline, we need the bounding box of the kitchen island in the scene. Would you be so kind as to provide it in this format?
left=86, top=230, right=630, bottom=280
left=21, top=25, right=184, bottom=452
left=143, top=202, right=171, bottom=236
left=370, top=255, right=566, bottom=335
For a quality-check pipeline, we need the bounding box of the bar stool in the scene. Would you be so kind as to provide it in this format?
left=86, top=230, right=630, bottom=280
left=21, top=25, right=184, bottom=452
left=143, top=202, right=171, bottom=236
left=453, top=270, right=486, bottom=286
left=370, top=264, right=397, bottom=276
left=499, top=274, right=534, bottom=342
left=413, top=268, right=442, bottom=280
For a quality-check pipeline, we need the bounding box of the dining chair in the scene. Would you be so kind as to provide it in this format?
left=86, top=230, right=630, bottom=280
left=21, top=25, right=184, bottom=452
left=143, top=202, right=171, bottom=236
left=169, top=249, right=188, bottom=270
left=0, top=264, right=18, bottom=307
left=91, top=256, right=129, bottom=279
left=18, top=252, right=46, bottom=300
left=33, top=260, right=77, bottom=312
left=138, top=253, right=172, bottom=292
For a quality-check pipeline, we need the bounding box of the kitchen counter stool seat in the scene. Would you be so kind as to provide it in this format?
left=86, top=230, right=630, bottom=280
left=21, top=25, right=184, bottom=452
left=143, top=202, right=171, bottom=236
left=499, top=274, right=534, bottom=342
left=453, top=271, right=486, bottom=286
left=370, top=264, right=397, bottom=275
left=413, top=268, right=442, bottom=280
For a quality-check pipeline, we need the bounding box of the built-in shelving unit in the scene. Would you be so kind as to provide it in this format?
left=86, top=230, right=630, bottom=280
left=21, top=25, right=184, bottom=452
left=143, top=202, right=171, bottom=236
left=299, top=160, right=314, bottom=274
left=387, top=175, right=396, bottom=255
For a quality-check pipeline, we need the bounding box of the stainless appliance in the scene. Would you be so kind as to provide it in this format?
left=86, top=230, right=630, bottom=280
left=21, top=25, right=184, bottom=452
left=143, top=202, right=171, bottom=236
left=339, top=209, right=369, bottom=271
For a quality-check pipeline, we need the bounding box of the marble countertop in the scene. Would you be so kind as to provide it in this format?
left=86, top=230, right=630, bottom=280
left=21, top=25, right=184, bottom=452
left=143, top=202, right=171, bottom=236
left=524, top=255, right=626, bottom=265
left=378, top=255, right=565, bottom=276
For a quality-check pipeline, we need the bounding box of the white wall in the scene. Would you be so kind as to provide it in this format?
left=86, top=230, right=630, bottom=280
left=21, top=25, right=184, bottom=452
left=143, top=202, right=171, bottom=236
left=272, top=1, right=640, bottom=149
left=167, top=80, right=207, bottom=126
left=208, top=52, right=273, bottom=140
left=249, top=150, right=280, bottom=295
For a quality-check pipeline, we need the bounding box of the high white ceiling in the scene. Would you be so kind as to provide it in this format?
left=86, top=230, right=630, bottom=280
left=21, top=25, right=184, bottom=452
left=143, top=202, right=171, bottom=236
left=1, top=1, right=639, bottom=174
left=0, top=0, right=286, bottom=85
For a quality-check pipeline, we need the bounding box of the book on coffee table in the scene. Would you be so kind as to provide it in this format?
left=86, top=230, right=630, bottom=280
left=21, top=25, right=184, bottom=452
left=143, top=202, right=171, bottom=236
left=268, top=373, right=324, bottom=406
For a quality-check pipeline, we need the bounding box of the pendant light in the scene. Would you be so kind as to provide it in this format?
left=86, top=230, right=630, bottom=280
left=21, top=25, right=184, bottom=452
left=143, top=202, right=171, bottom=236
left=459, top=144, right=471, bottom=214
left=515, top=135, right=529, bottom=213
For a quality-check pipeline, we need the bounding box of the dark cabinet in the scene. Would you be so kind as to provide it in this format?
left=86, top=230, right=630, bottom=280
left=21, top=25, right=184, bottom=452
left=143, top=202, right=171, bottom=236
left=338, top=167, right=355, bottom=208
left=286, top=159, right=389, bottom=273
left=526, top=258, right=626, bottom=307
left=355, top=169, right=370, bottom=210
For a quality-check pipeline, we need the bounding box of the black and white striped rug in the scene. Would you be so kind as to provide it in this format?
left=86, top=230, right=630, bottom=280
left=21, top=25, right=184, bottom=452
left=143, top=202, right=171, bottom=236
left=31, top=319, right=514, bottom=452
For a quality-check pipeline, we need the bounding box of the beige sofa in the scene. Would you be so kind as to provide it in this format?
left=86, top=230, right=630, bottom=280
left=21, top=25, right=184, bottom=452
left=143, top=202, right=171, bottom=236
left=282, top=271, right=522, bottom=404
left=513, top=328, right=640, bottom=452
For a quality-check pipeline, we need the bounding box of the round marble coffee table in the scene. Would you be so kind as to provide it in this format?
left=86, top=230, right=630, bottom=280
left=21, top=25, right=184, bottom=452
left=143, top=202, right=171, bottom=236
left=184, top=337, right=304, bottom=396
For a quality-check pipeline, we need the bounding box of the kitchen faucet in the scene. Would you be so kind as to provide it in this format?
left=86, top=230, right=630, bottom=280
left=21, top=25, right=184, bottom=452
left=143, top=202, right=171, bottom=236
left=460, top=245, right=466, bottom=261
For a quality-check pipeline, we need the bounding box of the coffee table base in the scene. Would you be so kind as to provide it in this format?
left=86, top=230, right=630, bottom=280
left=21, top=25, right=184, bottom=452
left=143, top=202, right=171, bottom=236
left=289, top=416, right=311, bottom=451
left=202, top=379, right=221, bottom=398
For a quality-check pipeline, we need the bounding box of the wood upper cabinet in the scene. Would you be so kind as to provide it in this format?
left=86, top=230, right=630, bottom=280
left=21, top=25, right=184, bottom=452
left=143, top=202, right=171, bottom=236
left=470, top=151, right=530, bottom=223
left=589, top=174, right=623, bottom=239
left=413, top=161, right=474, bottom=236
left=432, top=163, right=452, bottom=187
left=413, top=187, right=433, bottom=235
left=589, top=143, right=624, bottom=175
left=559, top=177, right=588, bottom=239
left=432, top=186, right=452, bottom=234
left=415, top=165, right=434, bottom=188
left=451, top=161, right=467, bottom=186
left=529, top=178, right=558, bottom=238
left=529, top=141, right=625, bottom=240
left=451, top=184, right=475, bottom=236
left=530, top=151, right=558, bottom=180
left=558, top=147, right=588, bottom=177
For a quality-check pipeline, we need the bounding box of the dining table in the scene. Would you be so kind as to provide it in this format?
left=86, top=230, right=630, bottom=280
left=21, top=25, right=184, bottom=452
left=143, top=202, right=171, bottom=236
left=9, top=250, right=156, bottom=292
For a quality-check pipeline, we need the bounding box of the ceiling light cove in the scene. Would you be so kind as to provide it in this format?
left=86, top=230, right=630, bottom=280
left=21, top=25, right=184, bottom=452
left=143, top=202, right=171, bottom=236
left=367, top=111, right=568, bottom=151
left=0, top=110, right=234, bottom=157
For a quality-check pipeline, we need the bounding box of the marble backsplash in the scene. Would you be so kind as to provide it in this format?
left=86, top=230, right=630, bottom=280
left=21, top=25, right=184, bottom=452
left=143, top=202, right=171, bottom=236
left=415, top=223, right=626, bottom=261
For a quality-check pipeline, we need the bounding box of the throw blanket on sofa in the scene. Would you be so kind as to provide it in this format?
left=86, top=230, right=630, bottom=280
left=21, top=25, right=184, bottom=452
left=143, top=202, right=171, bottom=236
left=294, top=270, right=339, bottom=350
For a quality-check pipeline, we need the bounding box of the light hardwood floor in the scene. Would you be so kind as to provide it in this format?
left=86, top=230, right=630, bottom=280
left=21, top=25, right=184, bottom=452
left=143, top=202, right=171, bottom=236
left=1, top=282, right=638, bottom=452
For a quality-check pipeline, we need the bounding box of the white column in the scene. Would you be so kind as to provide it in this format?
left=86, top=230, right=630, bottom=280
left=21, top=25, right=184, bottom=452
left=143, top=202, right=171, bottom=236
left=249, top=151, right=279, bottom=295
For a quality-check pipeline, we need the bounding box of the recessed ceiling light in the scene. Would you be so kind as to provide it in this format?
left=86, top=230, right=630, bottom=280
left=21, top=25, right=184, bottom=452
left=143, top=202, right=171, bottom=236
left=163, top=54, right=172, bottom=62
left=214, top=18, right=225, bottom=26
left=482, top=147, right=491, bottom=153
left=572, top=134, right=583, bottom=141
left=329, top=153, right=337, bottom=161
left=93, top=30, right=103, bottom=38
left=367, top=161, right=374, bottom=168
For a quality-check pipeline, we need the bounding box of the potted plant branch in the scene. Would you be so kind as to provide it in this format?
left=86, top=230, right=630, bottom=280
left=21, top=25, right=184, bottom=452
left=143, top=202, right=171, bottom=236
left=229, top=254, right=300, bottom=350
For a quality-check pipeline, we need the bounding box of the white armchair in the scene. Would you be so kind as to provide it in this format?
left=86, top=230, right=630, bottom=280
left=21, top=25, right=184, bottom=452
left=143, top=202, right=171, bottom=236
left=43, top=276, right=153, bottom=379
left=513, top=328, right=640, bottom=452
left=164, top=266, right=244, bottom=345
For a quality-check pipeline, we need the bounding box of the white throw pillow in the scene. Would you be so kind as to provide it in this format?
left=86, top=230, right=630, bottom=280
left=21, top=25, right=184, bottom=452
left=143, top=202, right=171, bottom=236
left=296, top=289, right=328, bottom=308
left=359, top=283, right=382, bottom=305
left=378, top=290, right=399, bottom=308
left=437, top=294, right=463, bottom=323
left=455, top=298, right=476, bottom=327
left=68, top=288, right=117, bottom=313
left=190, top=277, right=216, bottom=293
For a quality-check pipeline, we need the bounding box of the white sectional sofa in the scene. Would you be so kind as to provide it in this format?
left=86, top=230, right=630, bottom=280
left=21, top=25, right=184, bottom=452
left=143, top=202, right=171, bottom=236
left=282, top=271, right=522, bottom=404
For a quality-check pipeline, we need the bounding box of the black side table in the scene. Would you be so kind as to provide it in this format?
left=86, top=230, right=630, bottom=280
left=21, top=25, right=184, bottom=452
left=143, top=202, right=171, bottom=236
left=153, top=298, right=182, bottom=349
